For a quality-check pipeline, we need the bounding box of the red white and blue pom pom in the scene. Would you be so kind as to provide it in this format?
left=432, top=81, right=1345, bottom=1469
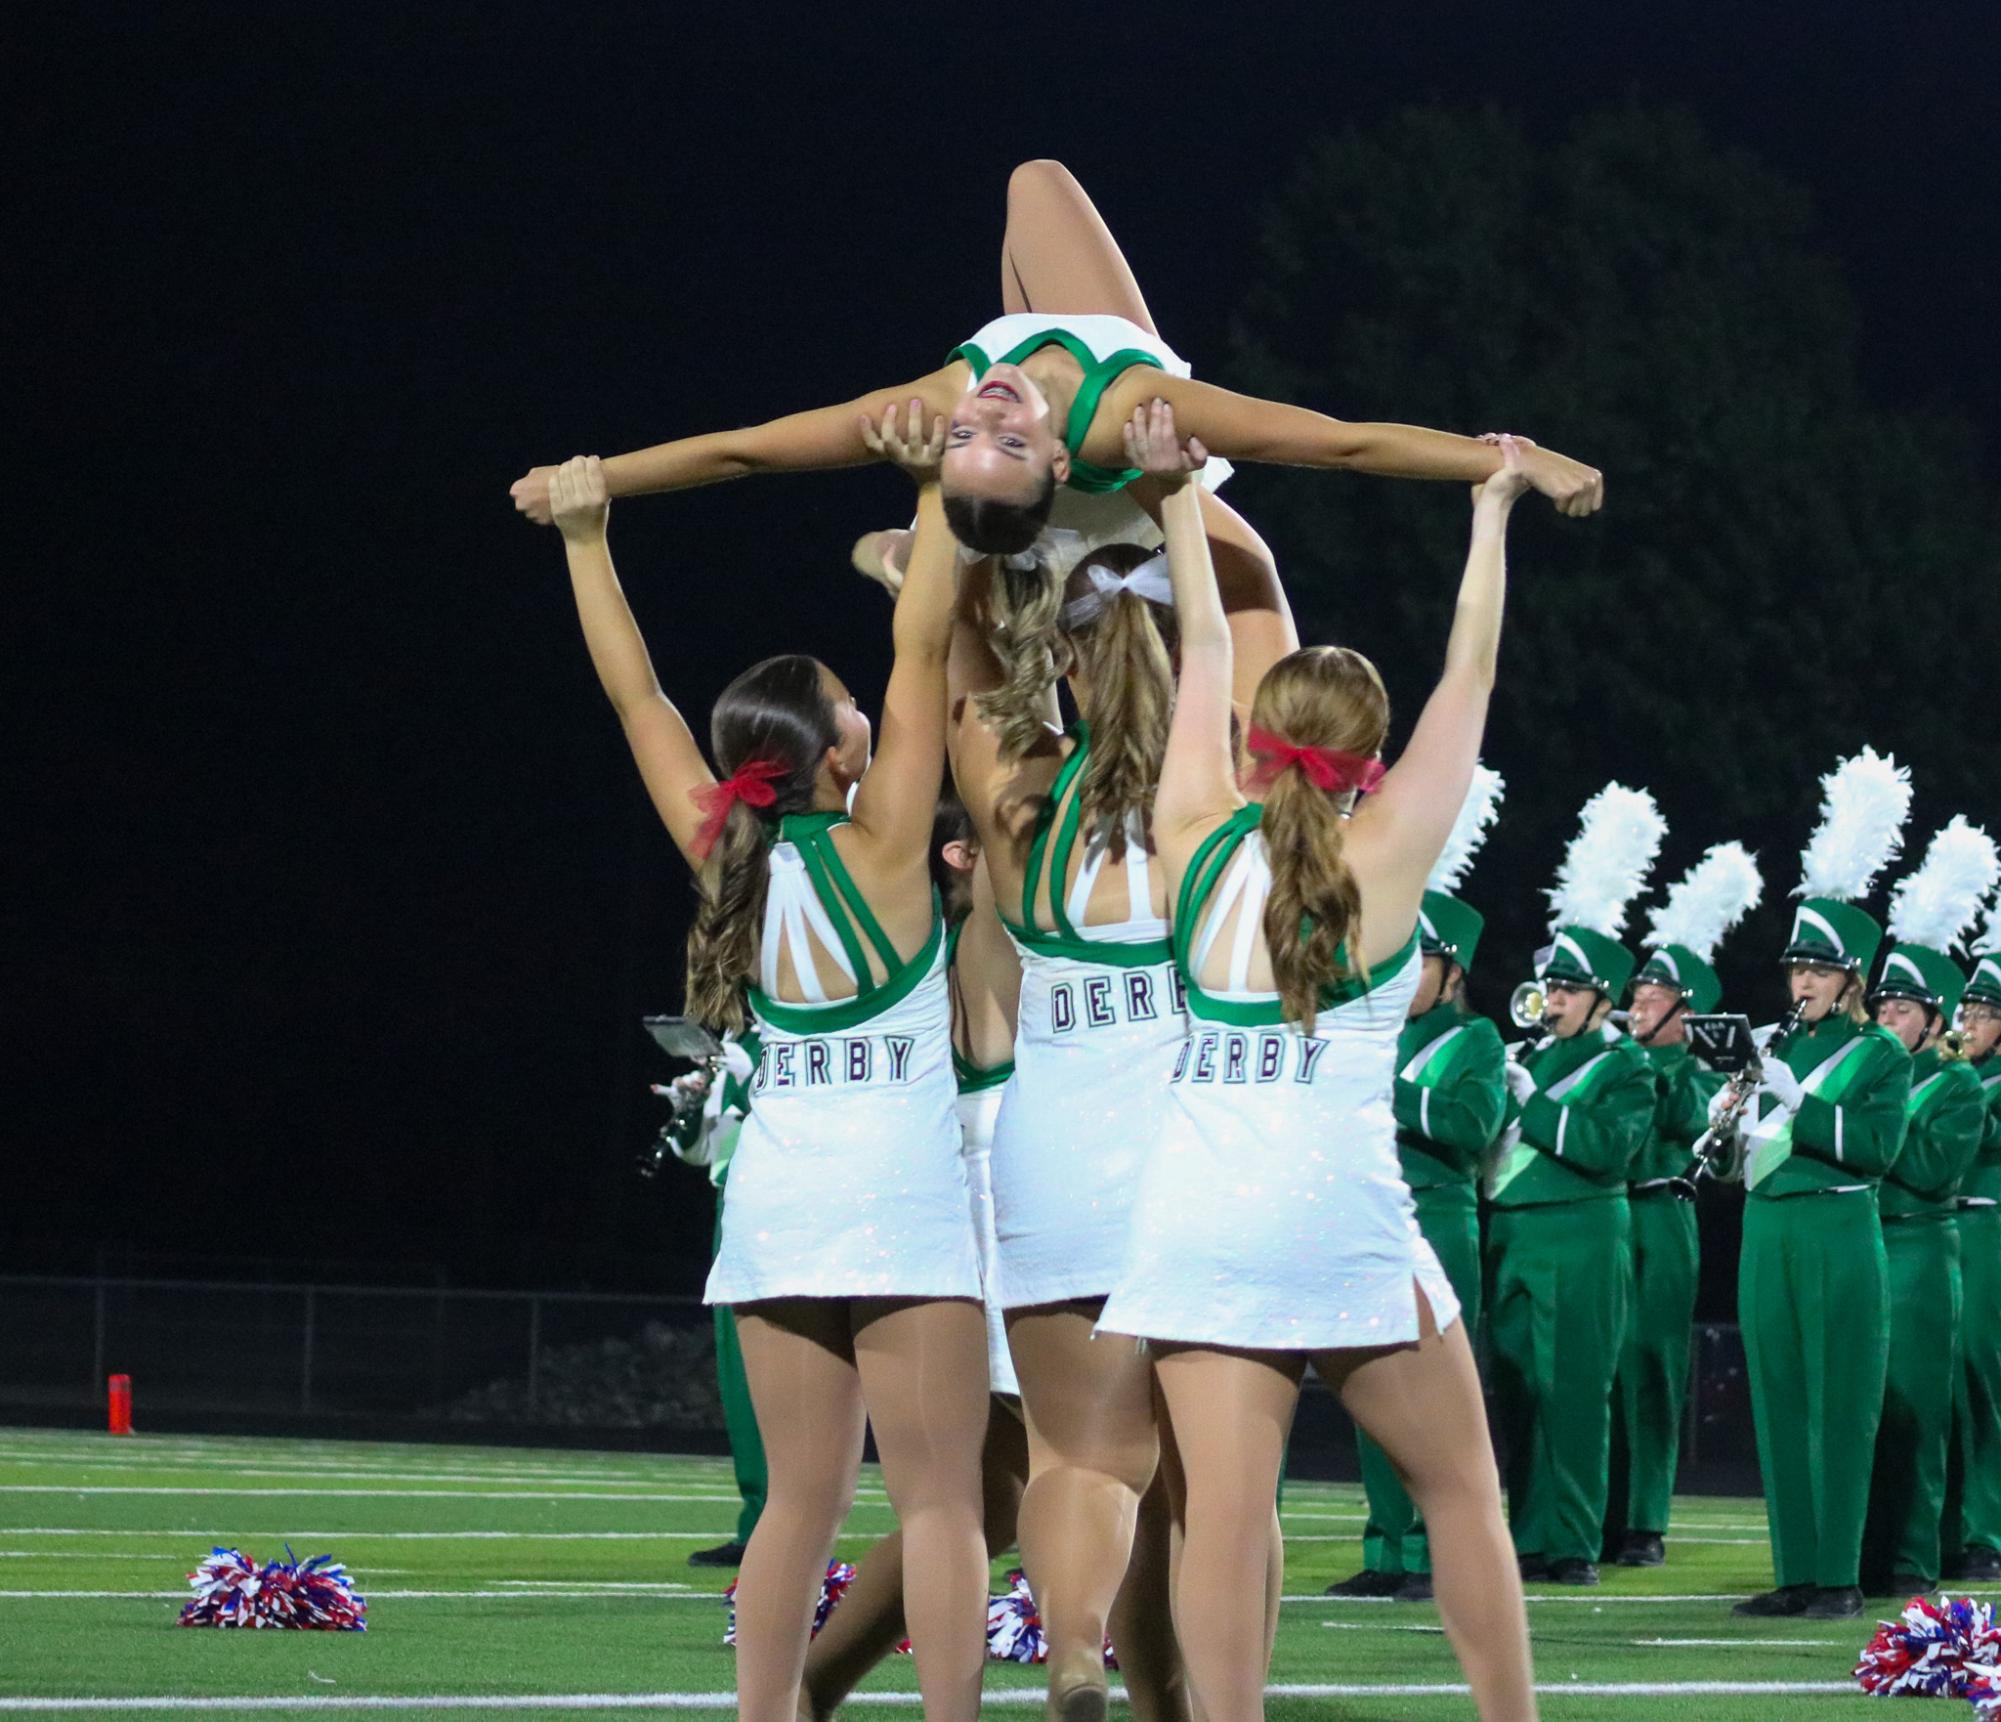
left=1853, top=1594, right=2001, bottom=1703
left=178, top=1547, right=366, bottom=1631
left=982, top=1569, right=1116, bottom=1667
left=722, top=1560, right=855, bottom=1647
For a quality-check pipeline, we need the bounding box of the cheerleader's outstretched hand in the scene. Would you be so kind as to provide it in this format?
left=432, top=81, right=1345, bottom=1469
left=1122, top=398, right=1209, bottom=490
left=549, top=455, right=611, bottom=543
left=859, top=398, right=947, bottom=485
left=1471, top=433, right=1532, bottom=511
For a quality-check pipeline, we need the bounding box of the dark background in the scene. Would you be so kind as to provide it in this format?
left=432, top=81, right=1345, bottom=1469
left=10, top=1, right=1997, bottom=1301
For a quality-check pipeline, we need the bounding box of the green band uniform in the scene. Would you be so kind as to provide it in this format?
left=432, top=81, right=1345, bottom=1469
left=1738, top=1010, right=1912, bottom=1590
left=1357, top=980, right=1506, bottom=1576
left=1862, top=1039, right=1986, bottom=1584
left=670, top=1034, right=767, bottom=1545
left=1608, top=1036, right=1722, bottom=1542
left=1487, top=926, right=1656, bottom=1567
left=1947, top=1049, right=2001, bottom=1567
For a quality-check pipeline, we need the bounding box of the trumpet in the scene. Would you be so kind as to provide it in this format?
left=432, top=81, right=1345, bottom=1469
left=1940, top=1025, right=1973, bottom=1062
left=1509, top=982, right=1548, bottom=1030
left=1692, top=999, right=1809, bottom=1179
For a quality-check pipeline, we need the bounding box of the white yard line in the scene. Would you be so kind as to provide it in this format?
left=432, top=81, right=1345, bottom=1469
left=0, top=1681, right=1859, bottom=1710
left=0, top=1529, right=742, bottom=1541
left=0, top=1487, right=894, bottom=1506
left=1285, top=1592, right=1756, bottom=1605
left=0, top=1588, right=723, bottom=1600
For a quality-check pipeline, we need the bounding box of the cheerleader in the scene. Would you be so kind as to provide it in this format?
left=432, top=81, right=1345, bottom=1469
left=510, top=161, right=1603, bottom=542
left=547, top=442, right=988, bottom=1722
left=798, top=796, right=1031, bottom=1719
left=1101, top=405, right=1537, bottom=1721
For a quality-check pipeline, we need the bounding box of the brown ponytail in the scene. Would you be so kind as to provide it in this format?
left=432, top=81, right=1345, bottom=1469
left=1065, top=545, right=1177, bottom=860
left=1250, top=646, right=1390, bottom=1032
left=683, top=655, right=839, bottom=1032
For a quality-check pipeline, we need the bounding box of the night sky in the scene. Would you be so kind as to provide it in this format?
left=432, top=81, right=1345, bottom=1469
left=11, top=1, right=1997, bottom=1296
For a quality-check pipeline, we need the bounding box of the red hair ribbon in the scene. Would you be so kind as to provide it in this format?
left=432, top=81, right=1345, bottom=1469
left=690, top=758, right=787, bottom=860
left=1244, top=727, right=1385, bottom=797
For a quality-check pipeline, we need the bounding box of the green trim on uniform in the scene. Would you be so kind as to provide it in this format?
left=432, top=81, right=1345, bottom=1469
left=1487, top=1027, right=1655, bottom=1206
left=1742, top=1016, right=1912, bottom=1197
left=1173, top=803, right=1418, bottom=1027
left=746, top=813, right=944, bottom=1035
left=1002, top=722, right=1172, bottom=967
left=944, top=918, right=1015, bottom=1093
left=949, top=327, right=1167, bottom=494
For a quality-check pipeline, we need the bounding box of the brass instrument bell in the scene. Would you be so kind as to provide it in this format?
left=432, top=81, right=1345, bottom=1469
left=1509, top=982, right=1547, bottom=1030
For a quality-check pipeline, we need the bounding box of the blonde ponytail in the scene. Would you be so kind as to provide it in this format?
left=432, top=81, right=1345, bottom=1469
left=1249, top=647, right=1390, bottom=1032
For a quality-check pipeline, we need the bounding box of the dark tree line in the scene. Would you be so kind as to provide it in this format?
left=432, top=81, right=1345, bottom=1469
left=1218, top=104, right=1999, bottom=1006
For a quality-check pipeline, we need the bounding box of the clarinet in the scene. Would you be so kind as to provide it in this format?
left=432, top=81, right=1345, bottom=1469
left=1691, top=1000, right=1809, bottom=1180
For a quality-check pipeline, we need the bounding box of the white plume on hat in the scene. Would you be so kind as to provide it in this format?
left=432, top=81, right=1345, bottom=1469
left=1546, top=783, right=1667, bottom=938
left=1888, top=817, right=2000, bottom=953
left=1426, top=764, right=1506, bottom=895
left=1795, top=747, right=1913, bottom=904
left=1645, top=842, right=1764, bottom=963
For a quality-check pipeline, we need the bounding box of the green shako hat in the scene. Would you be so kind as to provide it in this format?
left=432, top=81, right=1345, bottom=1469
left=1538, top=783, right=1666, bottom=1001
left=1874, top=816, right=2000, bottom=1019
left=1784, top=748, right=1913, bottom=975
left=1634, top=944, right=1722, bottom=1015
left=1967, top=891, right=2001, bottom=1006
left=1635, top=841, right=1764, bottom=1015
left=1420, top=763, right=1504, bottom=973
left=1545, top=926, right=1638, bottom=998
left=1967, top=942, right=2001, bottom=1008
left=1420, top=891, right=1485, bottom=970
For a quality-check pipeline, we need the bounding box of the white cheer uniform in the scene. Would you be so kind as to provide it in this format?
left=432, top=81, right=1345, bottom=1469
left=988, top=725, right=1188, bottom=1308
left=1100, top=807, right=1459, bottom=1350
left=705, top=812, right=981, bottom=1307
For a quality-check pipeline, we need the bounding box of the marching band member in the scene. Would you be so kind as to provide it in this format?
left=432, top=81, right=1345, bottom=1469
left=1486, top=785, right=1665, bottom=1585
left=1327, top=766, right=1509, bottom=1602
left=1946, top=908, right=2001, bottom=1583
left=1860, top=819, right=1999, bottom=1594
left=1606, top=843, right=1760, bottom=1566
left=1724, top=749, right=1915, bottom=1621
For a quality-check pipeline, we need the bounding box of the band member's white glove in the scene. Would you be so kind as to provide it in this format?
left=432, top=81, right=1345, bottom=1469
left=1504, top=1062, right=1538, bottom=1106
left=1757, top=1061, right=1806, bottom=1113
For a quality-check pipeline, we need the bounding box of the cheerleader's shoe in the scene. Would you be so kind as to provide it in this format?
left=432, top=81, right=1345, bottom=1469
left=1045, top=1645, right=1109, bottom=1722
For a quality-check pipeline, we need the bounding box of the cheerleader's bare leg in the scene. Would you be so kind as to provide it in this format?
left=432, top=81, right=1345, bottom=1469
left=1317, top=1289, right=1537, bottom=1722
left=734, top=1300, right=872, bottom=1722
left=1108, top=1460, right=1195, bottom=1722
left=851, top=1296, right=995, bottom=1722
left=1151, top=1347, right=1305, bottom=1722
left=999, top=158, right=1158, bottom=328
left=798, top=1399, right=1029, bottom=1721
left=1007, top=1301, right=1162, bottom=1722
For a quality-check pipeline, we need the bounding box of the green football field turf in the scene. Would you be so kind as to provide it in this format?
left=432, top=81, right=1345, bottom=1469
left=0, top=1424, right=1955, bottom=1717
